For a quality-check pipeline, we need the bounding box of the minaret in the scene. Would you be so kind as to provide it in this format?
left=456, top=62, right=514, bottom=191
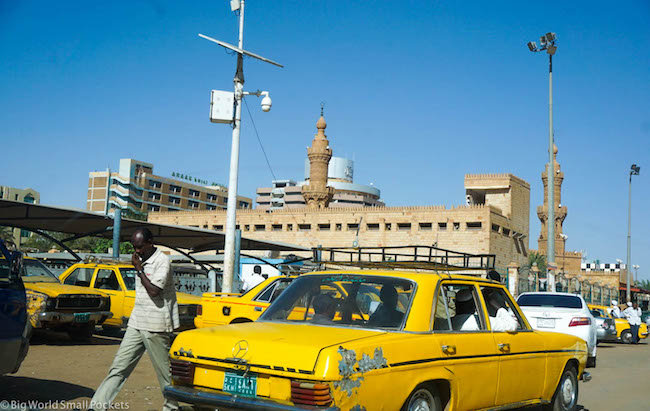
left=302, top=108, right=334, bottom=208
left=537, top=143, right=568, bottom=254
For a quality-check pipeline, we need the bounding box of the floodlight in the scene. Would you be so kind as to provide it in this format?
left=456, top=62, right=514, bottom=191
left=547, top=44, right=557, bottom=56
left=631, top=164, right=640, bottom=174
left=545, top=32, right=556, bottom=43
left=527, top=41, right=537, bottom=52
left=540, top=36, right=547, bottom=46
left=230, top=0, right=241, bottom=11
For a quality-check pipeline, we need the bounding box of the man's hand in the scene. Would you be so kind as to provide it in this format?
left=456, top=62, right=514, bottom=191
left=132, top=253, right=143, bottom=272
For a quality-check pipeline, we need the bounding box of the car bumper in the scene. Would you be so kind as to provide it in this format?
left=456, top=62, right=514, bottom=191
left=34, top=311, right=113, bottom=328
left=164, top=385, right=340, bottom=411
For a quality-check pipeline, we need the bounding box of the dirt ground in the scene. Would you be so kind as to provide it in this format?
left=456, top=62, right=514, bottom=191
left=1, top=329, right=648, bottom=411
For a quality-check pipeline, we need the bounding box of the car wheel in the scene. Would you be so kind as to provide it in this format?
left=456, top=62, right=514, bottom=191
left=68, top=324, right=95, bottom=342
left=621, top=330, right=633, bottom=344
left=586, top=356, right=596, bottom=368
left=548, top=366, right=578, bottom=411
left=402, top=385, right=442, bottom=411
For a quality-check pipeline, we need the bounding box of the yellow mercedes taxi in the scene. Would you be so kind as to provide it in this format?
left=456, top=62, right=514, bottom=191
left=2, top=256, right=112, bottom=340
left=59, top=260, right=201, bottom=330
left=195, top=276, right=296, bottom=328
left=166, top=270, right=590, bottom=411
left=588, top=304, right=648, bottom=344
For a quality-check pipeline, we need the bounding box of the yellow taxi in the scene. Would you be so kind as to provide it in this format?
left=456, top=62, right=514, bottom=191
left=588, top=304, right=648, bottom=344
left=59, top=260, right=201, bottom=330
left=165, top=270, right=590, bottom=411
left=195, top=276, right=296, bottom=328
left=2, top=256, right=112, bottom=341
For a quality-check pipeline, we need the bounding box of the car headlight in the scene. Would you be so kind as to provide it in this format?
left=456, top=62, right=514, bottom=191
left=26, top=291, right=49, bottom=313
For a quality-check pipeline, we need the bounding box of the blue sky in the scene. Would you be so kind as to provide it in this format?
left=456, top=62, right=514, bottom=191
left=1, top=1, right=648, bottom=279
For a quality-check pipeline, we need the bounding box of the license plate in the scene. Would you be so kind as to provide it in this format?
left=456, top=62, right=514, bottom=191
left=537, top=318, right=555, bottom=328
left=223, top=371, right=257, bottom=397
left=74, top=313, right=90, bottom=323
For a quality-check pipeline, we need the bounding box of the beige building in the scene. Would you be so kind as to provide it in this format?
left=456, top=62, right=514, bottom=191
left=87, top=159, right=252, bottom=217
left=150, top=172, right=531, bottom=271
left=0, top=185, right=40, bottom=246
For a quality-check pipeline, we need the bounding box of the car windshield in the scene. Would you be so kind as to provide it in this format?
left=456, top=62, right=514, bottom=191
left=20, top=259, right=60, bottom=283
left=120, top=268, right=138, bottom=291
left=517, top=294, right=582, bottom=309
left=260, top=274, right=415, bottom=330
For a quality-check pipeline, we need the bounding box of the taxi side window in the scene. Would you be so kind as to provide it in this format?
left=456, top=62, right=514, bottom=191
left=480, top=286, right=527, bottom=332
left=94, top=269, right=121, bottom=291
left=63, top=267, right=94, bottom=287
left=433, top=284, right=486, bottom=332
left=255, top=280, right=278, bottom=303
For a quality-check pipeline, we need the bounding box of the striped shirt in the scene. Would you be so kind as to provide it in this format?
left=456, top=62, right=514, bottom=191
left=128, top=248, right=179, bottom=332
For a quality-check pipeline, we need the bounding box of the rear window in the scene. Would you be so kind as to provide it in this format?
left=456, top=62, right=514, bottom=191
left=517, top=294, right=582, bottom=309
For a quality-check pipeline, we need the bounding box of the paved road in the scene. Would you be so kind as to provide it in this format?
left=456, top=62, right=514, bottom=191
left=1, top=331, right=647, bottom=411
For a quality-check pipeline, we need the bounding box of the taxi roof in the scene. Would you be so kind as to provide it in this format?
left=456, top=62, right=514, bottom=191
left=302, top=269, right=501, bottom=285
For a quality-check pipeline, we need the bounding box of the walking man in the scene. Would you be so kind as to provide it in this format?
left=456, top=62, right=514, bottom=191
left=623, top=301, right=642, bottom=344
left=90, top=227, right=179, bottom=410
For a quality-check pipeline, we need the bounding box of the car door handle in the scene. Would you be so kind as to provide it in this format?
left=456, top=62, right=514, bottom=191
left=254, top=306, right=263, bottom=312
left=441, top=345, right=456, bottom=355
left=498, top=343, right=510, bottom=352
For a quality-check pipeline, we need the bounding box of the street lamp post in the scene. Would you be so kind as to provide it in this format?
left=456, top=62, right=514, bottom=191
left=528, top=32, right=558, bottom=291
left=627, top=164, right=640, bottom=301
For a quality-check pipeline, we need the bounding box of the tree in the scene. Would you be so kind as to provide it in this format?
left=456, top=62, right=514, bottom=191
left=0, top=225, right=16, bottom=247
left=518, top=251, right=548, bottom=278
left=638, top=279, right=650, bottom=291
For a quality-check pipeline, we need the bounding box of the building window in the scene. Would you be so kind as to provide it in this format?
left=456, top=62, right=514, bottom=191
left=148, top=205, right=160, bottom=212
left=170, top=185, right=182, bottom=194
left=239, top=201, right=249, bottom=208
left=347, top=223, right=359, bottom=231
left=335, top=223, right=342, bottom=231
left=272, top=224, right=282, bottom=232
left=502, top=228, right=510, bottom=237
left=169, top=196, right=180, bottom=205
left=254, top=224, right=266, bottom=232
left=318, top=224, right=331, bottom=231
left=148, top=180, right=162, bottom=190
left=189, top=189, right=200, bottom=197
left=213, top=225, right=224, bottom=231
left=367, top=223, right=380, bottom=231
left=491, top=224, right=500, bottom=233
left=207, top=205, right=216, bottom=211
left=467, top=222, right=482, bottom=230
left=418, top=223, right=432, bottom=231
left=244, top=225, right=250, bottom=231
left=287, top=224, right=293, bottom=231
left=438, top=222, right=447, bottom=231
left=397, top=223, right=411, bottom=231
left=298, top=224, right=311, bottom=231
left=188, top=200, right=199, bottom=209
left=385, top=223, right=392, bottom=231
left=207, top=193, right=217, bottom=202
left=148, top=192, right=161, bottom=201
left=453, top=222, right=460, bottom=231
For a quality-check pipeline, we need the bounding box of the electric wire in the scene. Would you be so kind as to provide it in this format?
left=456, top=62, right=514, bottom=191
left=242, top=98, right=317, bottom=248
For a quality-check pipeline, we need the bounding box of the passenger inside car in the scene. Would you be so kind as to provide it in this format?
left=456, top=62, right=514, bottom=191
left=451, top=289, right=479, bottom=331
left=311, top=294, right=338, bottom=325
left=482, top=288, right=519, bottom=332
left=368, top=285, right=403, bottom=327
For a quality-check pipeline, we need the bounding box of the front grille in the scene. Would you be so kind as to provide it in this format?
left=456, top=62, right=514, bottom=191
left=170, top=359, right=195, bottom=385
left=291, top=381, right=332, bottom=406
left=55, top=294, right=102, bottom=310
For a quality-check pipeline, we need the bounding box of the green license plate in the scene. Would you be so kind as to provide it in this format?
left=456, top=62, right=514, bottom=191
left=223, top=371, right=257, bottom=397
left=74, top=313, right=90, bottom=323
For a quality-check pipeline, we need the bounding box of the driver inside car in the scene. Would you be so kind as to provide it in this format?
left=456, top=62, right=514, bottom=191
left=311, top=294, right=338, bottom=325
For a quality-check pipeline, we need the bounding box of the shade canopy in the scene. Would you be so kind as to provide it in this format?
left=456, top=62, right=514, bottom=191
left=0, top=199, right=307, bottom=253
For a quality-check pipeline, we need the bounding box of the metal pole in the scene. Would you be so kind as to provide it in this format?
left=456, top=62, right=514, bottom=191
left=547, top=53, right=556, bottom=291
left=112, top=208, right=121, bottom=259
left=626, top=173, right=632, bottom=302
left=222, top=0, right=246, bottom=293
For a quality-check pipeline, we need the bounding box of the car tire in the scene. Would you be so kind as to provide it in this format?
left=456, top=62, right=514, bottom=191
left=547, top=365, right=578, bottom=411
left=402, top=384, right=442, bottom=411
left=621, top=330, right=633, bottom=344
left=586, top=356, right=596, bottom=368
left=68, top=324, right=95, bottom=342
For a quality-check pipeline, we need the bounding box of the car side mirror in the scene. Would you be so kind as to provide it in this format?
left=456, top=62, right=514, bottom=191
left=9, top=252, right=24, bottom=281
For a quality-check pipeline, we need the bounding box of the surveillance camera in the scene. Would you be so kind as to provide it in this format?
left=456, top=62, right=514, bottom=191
left=261, top=92, right=272, bottom=112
